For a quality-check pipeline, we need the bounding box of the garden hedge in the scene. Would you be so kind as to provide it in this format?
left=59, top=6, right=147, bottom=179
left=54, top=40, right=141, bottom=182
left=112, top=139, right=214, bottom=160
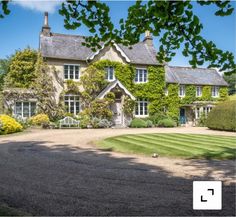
left=206, top=100, right=236, bottom=132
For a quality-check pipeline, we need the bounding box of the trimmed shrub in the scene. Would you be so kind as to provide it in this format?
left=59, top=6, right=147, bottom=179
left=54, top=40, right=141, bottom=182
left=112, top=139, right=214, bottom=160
left=130, top=118, right=147, bottom=128
left=149, top=112, right=168, bottom=126
left=98, top=119, right=113, bottom=128
left=206, top=100, right=236, bottom=132
left=158, top=118, right=176, bottom=128
left=77, top=114, right=90, bottom=129
left=0, top=115, right=23, bottom=134
left=29, top=114, right=50, bottom=126
left=146, top=120, right=153, bottom=128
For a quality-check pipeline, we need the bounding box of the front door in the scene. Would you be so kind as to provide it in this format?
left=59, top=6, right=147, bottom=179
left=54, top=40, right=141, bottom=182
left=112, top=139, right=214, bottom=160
left=180, top=108, right=186, bottom=124
left=112, top=101, right=122, bottom=125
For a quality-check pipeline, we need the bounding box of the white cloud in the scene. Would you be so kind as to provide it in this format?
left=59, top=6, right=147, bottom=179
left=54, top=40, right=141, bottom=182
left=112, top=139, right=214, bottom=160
left=13, top=0, right=63, bottom=13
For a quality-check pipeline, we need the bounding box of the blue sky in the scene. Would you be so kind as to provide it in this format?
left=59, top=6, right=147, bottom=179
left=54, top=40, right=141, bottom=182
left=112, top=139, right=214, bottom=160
left=0, top=1, right=235, bottom=67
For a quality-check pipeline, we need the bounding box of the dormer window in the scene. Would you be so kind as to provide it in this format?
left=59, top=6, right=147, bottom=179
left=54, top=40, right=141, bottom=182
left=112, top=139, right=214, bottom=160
left=64, top=64, right=80, bottom=80
left=212, top=86, right=219, bottom=97
left=105, top=66, right=115, bottom=81
left=135, top=68, right=148, bottom=83
left=179, top=85, right=185, bottom=97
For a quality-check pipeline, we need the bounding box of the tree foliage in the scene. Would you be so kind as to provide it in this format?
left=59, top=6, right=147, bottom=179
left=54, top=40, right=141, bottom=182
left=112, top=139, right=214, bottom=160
left=1, top=0, right=235, bottom=72
left=223, top=73, right=236, bottom=95
left=0, top=58, right=10, bottom=90
left=32, top=54, right=64, bottom=120
left=4, top=48, right=38, bottom=88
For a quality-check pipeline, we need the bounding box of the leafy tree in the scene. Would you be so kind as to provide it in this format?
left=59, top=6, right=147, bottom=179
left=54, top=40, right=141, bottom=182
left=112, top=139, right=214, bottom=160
left=224, top=73, right=236, bottom=95
left=4, top=48, right=38, bottom=88
left=0, top=0, right=9, bottom=19
left=33, top=54, right=64, bottom=120
left=0, top=58, right=10, bottom=90
left=0, top=0, right=235, bottom=72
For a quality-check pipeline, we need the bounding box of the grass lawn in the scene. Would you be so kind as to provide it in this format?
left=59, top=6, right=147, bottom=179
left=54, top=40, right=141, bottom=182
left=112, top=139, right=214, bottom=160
left=97, top=133, right=236, bottom=159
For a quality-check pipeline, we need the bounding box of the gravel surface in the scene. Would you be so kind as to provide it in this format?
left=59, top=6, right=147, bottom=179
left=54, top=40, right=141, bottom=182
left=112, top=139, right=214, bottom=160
left=0, top=127, right=235, bottom=216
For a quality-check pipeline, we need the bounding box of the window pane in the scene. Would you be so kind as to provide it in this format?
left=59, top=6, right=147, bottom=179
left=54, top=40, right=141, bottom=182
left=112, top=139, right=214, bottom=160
left=75, top=66, right=79, bottom=79
left=135, top=70, right=138, bottom=82
left=70, top=66, right=74, bottom=79
left=23, top=102, right=30, bottom=117
left=140, top=102, right=143, bottom=115
left=15, top=102, right=22, bottom=116
left=144, top=102, right=148, bottom=115
left=64, top=65, right=68, bottom=79
left=139, top=70, right=143, bottom=82
left=135, top=102, right=139, bottom=115
left=143, top=70, right=147, bottom=82
left=30, top=102, right=36, bottom=116
left=76, top=102, right=80, bottom=114
left=70, top=102, right=74, bottom=114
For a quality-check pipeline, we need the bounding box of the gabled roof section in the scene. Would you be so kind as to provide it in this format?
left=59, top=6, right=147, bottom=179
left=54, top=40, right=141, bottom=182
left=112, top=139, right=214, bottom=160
left=165, top=65, right=228, bottom=86
left=97, top=80, right=135, bottom=100
left=118, top=42, right=159, bottom=65
left=87, top=43, right=131, bottom=63
left=40, top=32, right=159, bottom=65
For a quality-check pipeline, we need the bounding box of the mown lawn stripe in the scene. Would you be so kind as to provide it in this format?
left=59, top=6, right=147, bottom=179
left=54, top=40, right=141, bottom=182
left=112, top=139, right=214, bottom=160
left=141, top=134, right=235, bottom=150
left=134, top=134, right=223, bottom=153
left=169, top=134, right=235, bottom=148
left=176, top=134, right=236, bottom=144
left=121, top=136, right=203, bottom=156
left=98, top=133, right=236, bottom=159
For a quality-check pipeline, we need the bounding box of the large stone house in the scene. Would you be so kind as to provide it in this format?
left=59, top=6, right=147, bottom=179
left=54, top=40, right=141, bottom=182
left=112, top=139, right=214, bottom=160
left=4, top=13, right=228, bottom=127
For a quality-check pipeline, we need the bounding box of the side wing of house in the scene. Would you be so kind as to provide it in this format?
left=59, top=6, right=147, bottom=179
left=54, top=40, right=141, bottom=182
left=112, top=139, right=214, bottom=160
left=165, top=65, right=228, bottom=126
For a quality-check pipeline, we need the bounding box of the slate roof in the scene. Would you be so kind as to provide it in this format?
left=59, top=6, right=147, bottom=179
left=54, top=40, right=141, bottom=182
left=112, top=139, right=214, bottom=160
left=165, top=66, right=228, bottom=86
left=40, top=33, right=159, bottom=65
left=40, top=33, right=92, bottom=61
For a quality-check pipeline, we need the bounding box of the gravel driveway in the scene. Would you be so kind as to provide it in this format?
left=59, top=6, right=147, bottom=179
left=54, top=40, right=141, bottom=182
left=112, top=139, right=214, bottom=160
left=0, top=127, right=235, bottom=216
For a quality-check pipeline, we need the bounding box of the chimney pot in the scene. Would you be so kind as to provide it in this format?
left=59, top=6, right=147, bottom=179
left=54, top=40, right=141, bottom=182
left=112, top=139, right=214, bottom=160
left=42, top=11, right=51, bottom=36
left=44, top=12, right=49, bottom=26
left=143, top=30, right=153, bottom=46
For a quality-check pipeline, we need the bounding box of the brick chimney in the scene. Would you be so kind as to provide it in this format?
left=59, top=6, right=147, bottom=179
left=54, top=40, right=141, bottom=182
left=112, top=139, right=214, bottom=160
left=143, top=30, right=153, bottom=46
left=41, top=12, right=51, bottom=36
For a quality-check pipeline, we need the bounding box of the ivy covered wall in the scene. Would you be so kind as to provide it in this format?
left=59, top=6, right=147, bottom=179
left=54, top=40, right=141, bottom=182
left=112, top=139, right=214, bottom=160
left=60, top=60, right=228, bottom=121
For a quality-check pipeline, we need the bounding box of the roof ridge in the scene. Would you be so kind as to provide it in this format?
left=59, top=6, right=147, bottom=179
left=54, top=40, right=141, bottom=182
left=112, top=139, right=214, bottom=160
left=51, top=32, right=87, bottom=38
left=169, top=65, right=216, bottom=71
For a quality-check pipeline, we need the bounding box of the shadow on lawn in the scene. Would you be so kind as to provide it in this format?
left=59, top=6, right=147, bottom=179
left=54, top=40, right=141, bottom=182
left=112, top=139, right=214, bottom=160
left=189, top=146, right=236, bottom=160
left=0, top=140, right=235, bottom=216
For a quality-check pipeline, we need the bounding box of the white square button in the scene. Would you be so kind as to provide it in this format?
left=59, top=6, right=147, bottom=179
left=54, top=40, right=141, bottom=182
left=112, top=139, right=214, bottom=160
left=193, top=181, right=222, bottom=210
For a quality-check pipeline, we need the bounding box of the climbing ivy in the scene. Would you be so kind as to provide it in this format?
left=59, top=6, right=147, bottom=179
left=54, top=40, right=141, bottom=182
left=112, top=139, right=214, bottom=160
left=63, top=60, right=228, bottom=122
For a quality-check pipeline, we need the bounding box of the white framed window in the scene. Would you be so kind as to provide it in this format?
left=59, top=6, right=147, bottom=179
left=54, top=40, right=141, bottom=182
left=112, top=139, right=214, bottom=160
left=135, top=68, right=148, bottom=83
left=64, top=95, right=80, bottom=116
left=196, top=86, right=202, bottom=97
left=211, top=86, right=219, bottom=97
left=15, top=101, right=36, bottom=118
left=105, top=66, right=115, bottom=81
left=64, top=64, right=80, bottom=80
left=135, top=98, right=148, bottom=116
left=203, top=106, right=213, bottom=115
left=179, top=85, right=185, bottom=97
